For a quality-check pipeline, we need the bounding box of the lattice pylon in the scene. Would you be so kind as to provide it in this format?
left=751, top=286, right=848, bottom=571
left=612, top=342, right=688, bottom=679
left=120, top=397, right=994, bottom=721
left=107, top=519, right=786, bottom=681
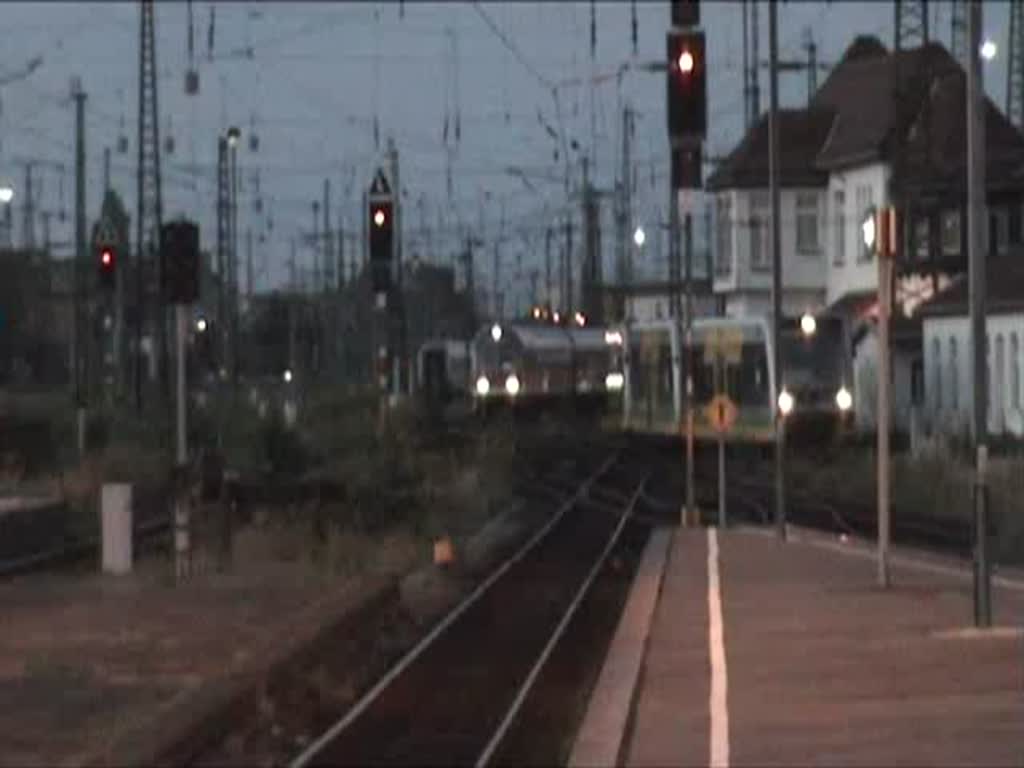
left=136, top=0, right=165, bottom=399
left=894, top=0, right=929, bottom=51
left=1009, top=0, right=1024, bottom=129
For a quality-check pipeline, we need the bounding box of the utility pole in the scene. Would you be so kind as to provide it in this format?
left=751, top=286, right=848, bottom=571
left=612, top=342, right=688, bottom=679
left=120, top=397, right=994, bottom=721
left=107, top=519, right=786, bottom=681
left=215, top=136, right=228, bottom=384
left=492, top=239, right=501, bottom=319
left=544, top=225, right=553, bottom=309
left=245, top=226, right=253, bottom=301
left=103, top=147, right=111, bottom=193
left=743, top=0, right=761, bottom=129
left=72, top=79, right=87, bottom=458
left=564, top=214, right=574, bottom=315
left=288, top=238, right=297, bottom=374
left=137, top=0, right=165, bottom=409
left=951, top=0, right=968, bottom=66
left=967, top=0, right=992, bottom=628
left=323, top=178, right=333, bottom=290
left=22, top=162, right=35, bottom=250
left=769, top=0, right=786, bottom=540
left=228, top=134, right=239, bottom=384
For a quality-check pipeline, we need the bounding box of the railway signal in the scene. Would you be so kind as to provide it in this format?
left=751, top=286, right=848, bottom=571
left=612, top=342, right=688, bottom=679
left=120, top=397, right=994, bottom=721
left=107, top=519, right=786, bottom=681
left=666, top=29, right=707, bottom=140
left=160, top=219, right=200, bottom=305
left=368, top=169, right=394, bottom=293
left=97, top=245, right=116, bottom=290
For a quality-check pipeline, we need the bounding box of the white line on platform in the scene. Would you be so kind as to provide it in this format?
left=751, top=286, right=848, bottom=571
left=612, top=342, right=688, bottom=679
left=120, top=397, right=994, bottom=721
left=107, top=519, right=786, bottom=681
left=707, top=528, right=730, bottom=768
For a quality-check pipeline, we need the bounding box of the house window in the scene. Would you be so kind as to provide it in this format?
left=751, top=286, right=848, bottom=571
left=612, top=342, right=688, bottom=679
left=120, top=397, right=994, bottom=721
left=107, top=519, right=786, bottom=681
left=833, top=190, right=846, bottom=266
left=796, top=192, right=820, bottom=254
left=749, top=192, right=770, bottom=271
left=941, top=209, right=961, bottom=256
left=715, top=194, right=733, bottom=276
left=1009, top=204, right=1022, bottom=246
left=949, top=336, right=959, bottom=411
left=932, top=337, right=943, bottom=411
left=1012, top=333, right=1020, bottom=409
left=914, top=216, right=930, bottom=260
left=988, top=209, right=1006, bottom=256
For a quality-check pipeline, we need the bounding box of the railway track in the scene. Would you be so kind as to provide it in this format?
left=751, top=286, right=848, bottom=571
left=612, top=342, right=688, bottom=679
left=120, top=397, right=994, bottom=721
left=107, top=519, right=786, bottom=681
left=287, top=454, right=647, bottom=767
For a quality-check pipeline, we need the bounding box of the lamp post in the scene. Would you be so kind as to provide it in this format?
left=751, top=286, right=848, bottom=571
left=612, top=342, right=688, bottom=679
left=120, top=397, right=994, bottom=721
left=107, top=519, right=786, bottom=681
left=226, top=126, right=240, bottom=384
left=0, top=184, right=12, bottom=248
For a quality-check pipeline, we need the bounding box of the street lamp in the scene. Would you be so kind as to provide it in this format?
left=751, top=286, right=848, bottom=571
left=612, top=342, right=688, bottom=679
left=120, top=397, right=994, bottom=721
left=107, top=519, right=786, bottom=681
left=633, top=226, right=646, bottom=247
left=0, top=185, right=13, bottom=204
left=861, top=207, right=877, bottom=252
left=490, top=323, right=503, bottom=342
left=195, top=317, right=208, bottom=334
left=777, top=388, right=795, bottom=416
left=226, top=126, right=241, bottom=147
left=800, top=312, right=817, bottom=337
left=981, top=39, right=997, bottom=61
left=283, top=368, right=293, bottom=383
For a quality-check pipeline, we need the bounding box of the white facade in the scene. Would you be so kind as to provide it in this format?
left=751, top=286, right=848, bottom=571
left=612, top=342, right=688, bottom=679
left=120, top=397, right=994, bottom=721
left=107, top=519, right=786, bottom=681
left=624, top=293, right=718, bottom=324
left=824, top=162, right=891, bottom=305
left=923, top=312, right=1024, bottom=438
left=712, top=187, right=828, bottom=318
left=850, top=330, right=916, bottom=432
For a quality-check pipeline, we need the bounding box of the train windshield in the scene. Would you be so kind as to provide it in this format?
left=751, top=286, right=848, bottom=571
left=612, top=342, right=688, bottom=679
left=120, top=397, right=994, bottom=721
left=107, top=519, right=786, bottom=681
left=692, top=324, right=770, bottom=407
left=780, top=317, right=846, bottom=391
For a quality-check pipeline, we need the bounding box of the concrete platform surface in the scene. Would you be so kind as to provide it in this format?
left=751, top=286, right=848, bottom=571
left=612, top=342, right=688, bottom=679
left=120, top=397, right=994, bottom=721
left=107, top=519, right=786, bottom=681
left=578, top=526, right=1024, bottom=767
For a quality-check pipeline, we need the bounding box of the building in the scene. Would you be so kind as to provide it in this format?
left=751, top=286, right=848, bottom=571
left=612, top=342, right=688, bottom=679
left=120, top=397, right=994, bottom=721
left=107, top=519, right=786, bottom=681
left=707, top=35, right=1024, bottom=431
left=919, top=254, right=1024, bottom=439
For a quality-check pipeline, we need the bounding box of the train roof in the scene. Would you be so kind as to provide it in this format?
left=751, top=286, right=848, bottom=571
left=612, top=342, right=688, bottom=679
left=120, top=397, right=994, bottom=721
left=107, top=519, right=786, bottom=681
left=473, top=322, right=611, bottom=353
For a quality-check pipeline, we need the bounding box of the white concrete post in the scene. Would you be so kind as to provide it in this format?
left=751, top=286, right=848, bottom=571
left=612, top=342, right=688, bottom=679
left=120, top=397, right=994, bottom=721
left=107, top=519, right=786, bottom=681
left=100, top=483, right=133, bottom=574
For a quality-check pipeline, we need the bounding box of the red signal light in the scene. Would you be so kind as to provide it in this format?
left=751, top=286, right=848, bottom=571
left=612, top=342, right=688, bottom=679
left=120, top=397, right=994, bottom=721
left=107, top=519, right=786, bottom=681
left=100, top=248, right=113, bottom=267
left=678, top=50, right=695, bottom=73
left=373, top=208, right=387, bottom=227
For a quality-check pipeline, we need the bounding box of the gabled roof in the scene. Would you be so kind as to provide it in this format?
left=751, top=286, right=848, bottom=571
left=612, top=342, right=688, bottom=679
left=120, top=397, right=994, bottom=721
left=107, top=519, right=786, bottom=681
left=708, top=35, right=1024, bottom=192
left=706, top=108, right=835, bottom=191
left=918, top=253, right=1024, bottom=317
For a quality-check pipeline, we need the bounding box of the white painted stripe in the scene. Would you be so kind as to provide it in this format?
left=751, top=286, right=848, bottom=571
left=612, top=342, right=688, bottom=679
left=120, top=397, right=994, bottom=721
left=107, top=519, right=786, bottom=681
left=707, top=528, right=730, bottom=768
left=290, top=456, right=618, bottom=768
left=476, top=479, right=647, bottom=768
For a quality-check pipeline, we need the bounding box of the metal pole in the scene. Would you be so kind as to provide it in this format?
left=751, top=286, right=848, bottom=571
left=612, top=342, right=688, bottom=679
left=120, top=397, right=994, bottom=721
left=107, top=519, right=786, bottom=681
left=768, top=0, right=786, bottom=540
left=877, top=243, right=892, bottom=588
left=967, top=0, right=992, bottom=627
left=73, top=83, right=87, bottom=459
left=684, top=202, right=696, bottom=527
left=174, top=302, right=190, bottom=583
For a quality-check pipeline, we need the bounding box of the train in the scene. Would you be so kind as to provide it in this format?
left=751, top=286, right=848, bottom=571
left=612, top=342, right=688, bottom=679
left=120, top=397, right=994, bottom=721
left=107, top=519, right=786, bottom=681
left=622, top=314, right=852, bottom=443
left=469, top=319, right=624, bottom=415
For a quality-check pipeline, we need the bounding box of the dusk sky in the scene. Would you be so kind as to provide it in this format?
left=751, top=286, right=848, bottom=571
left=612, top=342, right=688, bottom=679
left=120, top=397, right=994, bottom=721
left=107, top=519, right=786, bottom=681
left=0, top=1, right=1013, bottom=312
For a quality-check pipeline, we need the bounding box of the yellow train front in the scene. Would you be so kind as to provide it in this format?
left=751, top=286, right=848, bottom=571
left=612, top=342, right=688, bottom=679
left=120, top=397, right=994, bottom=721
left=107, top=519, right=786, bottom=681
left=470, top=321, right=624, bottom=419
left=621, top=315, right=854, bottom=446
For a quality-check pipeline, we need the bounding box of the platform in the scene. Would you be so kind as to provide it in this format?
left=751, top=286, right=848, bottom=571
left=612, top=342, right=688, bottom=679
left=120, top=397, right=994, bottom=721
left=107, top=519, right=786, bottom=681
left=572, top=525, right=1024, bottom=767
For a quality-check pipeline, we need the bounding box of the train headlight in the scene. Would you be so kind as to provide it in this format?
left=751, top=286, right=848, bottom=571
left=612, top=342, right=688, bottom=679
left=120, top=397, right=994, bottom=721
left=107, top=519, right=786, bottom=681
left=505, top=374, right=521, bottom=396
left=475, top=376, right=491, bottom=396
left=605, top=372, right=625, bottom=391
left=604, top=330, right=623, bottom=346
left=490, top=323, right=503, bottom=342
left=835, top=386, right=853, bottom=412
left=778, top=389, right=795, bottom=416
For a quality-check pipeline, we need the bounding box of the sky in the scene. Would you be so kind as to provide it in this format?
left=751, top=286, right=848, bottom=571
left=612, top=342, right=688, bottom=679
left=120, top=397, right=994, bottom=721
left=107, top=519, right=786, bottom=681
left=0, top=1, right=1014, bottom=313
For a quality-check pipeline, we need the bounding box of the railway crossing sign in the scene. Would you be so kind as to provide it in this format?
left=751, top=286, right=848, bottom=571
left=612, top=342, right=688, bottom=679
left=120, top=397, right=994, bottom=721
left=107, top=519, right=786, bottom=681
left=706, top=393, right=738, bottom=434
left=703, top=326, right=743, bottom=365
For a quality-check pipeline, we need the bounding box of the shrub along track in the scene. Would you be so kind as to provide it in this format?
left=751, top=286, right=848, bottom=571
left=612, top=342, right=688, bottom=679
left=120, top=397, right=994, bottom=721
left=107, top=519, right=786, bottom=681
left=183, top=438, right=658, bottom=767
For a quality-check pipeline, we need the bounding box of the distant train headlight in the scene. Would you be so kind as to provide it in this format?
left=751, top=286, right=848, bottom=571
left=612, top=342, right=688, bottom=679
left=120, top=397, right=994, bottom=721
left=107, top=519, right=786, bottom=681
left=604, top=330, right=623, bottom=346
left=505, top=374, right=521, bottom=396
left=605, top=372, right=625, bottom=391
left=835, top=386, right=853, bottom=412
left=778, top=389, right=795, bottom=416
left=475, top=376, right=491, bottom=396
left=490, top=323, right=503, bottom=342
